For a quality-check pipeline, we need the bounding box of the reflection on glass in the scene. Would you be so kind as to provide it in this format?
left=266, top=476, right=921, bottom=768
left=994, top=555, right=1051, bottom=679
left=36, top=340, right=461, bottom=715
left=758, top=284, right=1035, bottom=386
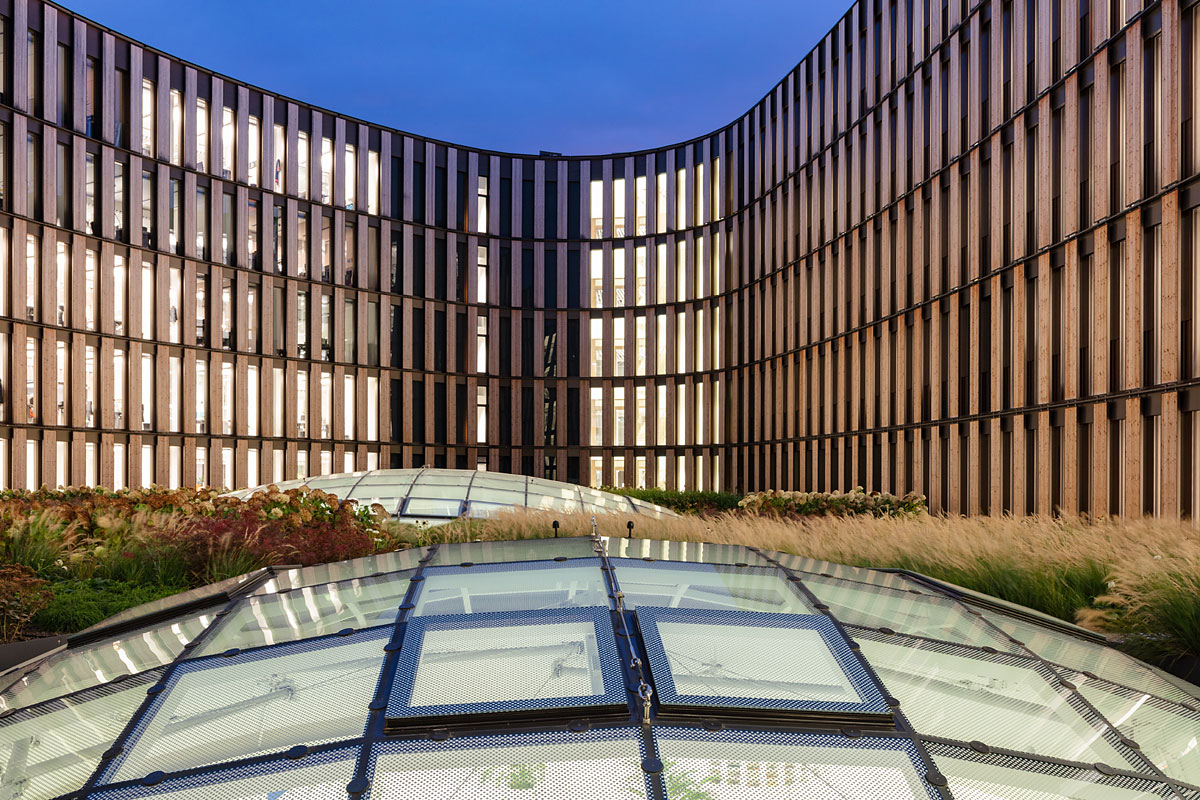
left=111, top=632, right=385, bottom=780
left=414, top=563, right=607, bottom=616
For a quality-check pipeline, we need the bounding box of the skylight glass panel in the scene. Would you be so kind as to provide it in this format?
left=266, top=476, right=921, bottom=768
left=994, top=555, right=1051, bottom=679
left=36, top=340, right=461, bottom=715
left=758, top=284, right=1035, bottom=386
left=413, top=560, right=608, bottom=616
left=387, top=608, right=623, bottom=722
left=105, top=629, right=386, bottom=782
left=196, top=571, right=412, bottom=655
left=639, top=608, right=888, bottom=716
left=612, top=561, right=812, bottom=614
left=855, top=632, right=1143, bottom=769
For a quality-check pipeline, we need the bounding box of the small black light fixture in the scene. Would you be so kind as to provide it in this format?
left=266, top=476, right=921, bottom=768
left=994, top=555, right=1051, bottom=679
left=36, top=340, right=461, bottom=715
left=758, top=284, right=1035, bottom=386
left=552, top=520, right=560, bottom=538
left=626, top=520, right=634, bottom=539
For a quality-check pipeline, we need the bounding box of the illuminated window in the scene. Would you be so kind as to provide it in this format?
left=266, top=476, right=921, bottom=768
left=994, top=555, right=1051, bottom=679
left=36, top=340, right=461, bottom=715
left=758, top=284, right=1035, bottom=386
left=195, top=186, right=208, bottom=258
left=84, top=249, right=96, bottom=332
left=196, top=99, right=208, bottom=171
left=590, top=248, right=604, bottom=307
left=320, top=137, right=333, bottom=204
left=613, top=177, right=626, bottom=236
left=273, top=124, right=286, bottom=193
left=655, top=313, right=666, bottom=373
left=169, top=90, right=182, bottom=166
left=590, top=179, right=603, bottom=238
left=112, top=255, right=126, bottom=335
left=221, top=106, right=235, bottom=179
left=54, top=241, right=67, bottom=327
left=24, top=338, right=37, bottom=424
left=476, top=385, right=487, bottom=443
left=476, top=315, right=488, bottom=373
left=635, top=175, right=647, bottom=235
left=635, top=386, right=647, bottom=447
left=25, top=232, right=38, bottom=322
left=248, top=116, right=260, bottom=187
left=297, top=370, right=308, bottom=438
left=613, top=318, right=625, bottom=376
left=195, top=358, right=207, bottom=433
left=84, top=153, right=95, bottom=234
left=613, top=387, right=625, bottom=447
left=168, top=266, right=181, bottom=344
left=297, top=210, right=309, bottom=277
left=141, top=78, right=155, bottom=157
left=368, top=150, right=381, bottom=215
left=635, top=246, right=647, bottom=305
left=343, top=374, right=355, bottom=439
left=344, top=144, right=356, bottom=209
left=589, top=317, right=603, bottom=376
left=613, top=248, right=626, bottom=306
left=655, top=172, right=667, bottom=232
left=141, top=262, right=154, bottom=340
left=590, top=386, right=603, bottom=445
left=298, top=131, right=310, bottom=199
left=476, top=245, right=488, bottom=303
left=655, top=243, right=667, bottom=303
left=141, top=353, right=154, bottom=431
left=476, top=175, right=488, bottom=233
left=656, top=384, right=667, bottom=446
left=169, top=356, right=181, bottom=433
left=320, top=370, right=333, bottom=438
left=635, top=316, right=647, bottom=376
left=55, top=341, right=67, bottom=425
left=83, top=347, right=96, bottom=428
left=221, top=361, right=234, bottom=435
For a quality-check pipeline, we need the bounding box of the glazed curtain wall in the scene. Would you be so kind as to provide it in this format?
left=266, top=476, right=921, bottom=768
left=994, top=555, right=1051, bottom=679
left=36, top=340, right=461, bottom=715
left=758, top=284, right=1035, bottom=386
left=0, top=0, right=1196, bottom=518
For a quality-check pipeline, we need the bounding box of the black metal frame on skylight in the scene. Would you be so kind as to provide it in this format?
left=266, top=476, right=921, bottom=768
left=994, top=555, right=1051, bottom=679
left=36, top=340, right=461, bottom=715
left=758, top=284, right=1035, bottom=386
left=637, top=607, right=892, bottom=722
left=1, top=528, right=1199, bottom=800
left=385, top=607, right=626, bottom=727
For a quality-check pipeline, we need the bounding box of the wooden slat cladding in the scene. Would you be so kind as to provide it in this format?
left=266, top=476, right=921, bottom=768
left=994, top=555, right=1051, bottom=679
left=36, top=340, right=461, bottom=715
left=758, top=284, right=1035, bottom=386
left=0, top=0, right=1194, bottom=520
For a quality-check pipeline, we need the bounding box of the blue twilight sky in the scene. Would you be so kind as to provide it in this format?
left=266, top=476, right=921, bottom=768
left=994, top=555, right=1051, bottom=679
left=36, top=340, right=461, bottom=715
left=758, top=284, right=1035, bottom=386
left=61, top=0, right=849, bottom=156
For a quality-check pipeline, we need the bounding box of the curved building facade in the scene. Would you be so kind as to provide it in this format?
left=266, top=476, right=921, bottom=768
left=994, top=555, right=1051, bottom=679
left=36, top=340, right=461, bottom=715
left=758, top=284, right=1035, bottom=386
left=0, top=0, right=1196, bottom=517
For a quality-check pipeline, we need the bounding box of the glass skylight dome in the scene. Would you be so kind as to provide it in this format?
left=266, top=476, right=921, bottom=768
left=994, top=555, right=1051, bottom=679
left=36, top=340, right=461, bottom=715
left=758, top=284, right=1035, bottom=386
left=2, top=534, right=1199, bottom=800
left=225, top=468, right=677, bottom=525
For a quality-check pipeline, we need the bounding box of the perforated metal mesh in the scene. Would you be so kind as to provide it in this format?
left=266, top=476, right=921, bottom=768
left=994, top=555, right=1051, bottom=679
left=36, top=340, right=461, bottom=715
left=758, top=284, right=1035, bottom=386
left=0, top=670, right=159, bottom=800
left=90, top=745, right=360, bottom=799
left=639, top=608, right=887, bottom=714
left=802, top=573, right=1023, bottom=652
left=924, top=741, right=1175, bottom=799
left=0, top=606, right=220, bottom=712
left=365, top=728, right=648, bottom=799
left=652, top=727, right=940, bottom=799
left=855, top=631, right=1142, bottom=769
left=1071, top=672, right=1200, bottom=786
left=413, top=560, right=609, bottom=616
left=106, top=628, right=387, bottom=783
left=388, top=608, right=623, bottom=718
left=196, top=571, right=413, bottom=655
left=611, top=560, right=813, bottom=614
left=981, top=609, right=1200, bottom=705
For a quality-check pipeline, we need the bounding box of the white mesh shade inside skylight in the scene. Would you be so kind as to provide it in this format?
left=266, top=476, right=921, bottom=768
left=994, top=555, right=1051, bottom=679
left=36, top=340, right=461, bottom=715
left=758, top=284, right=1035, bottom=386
left=106, top=630, right=386, bottom=783
left=652, top=728, right=939, bottom=800
left=387, top=608, right=623, bottom=719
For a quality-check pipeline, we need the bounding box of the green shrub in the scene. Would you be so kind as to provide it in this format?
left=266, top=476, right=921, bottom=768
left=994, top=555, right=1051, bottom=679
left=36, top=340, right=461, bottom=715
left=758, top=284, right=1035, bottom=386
left=33, top=579, right=185, bottom=634
left=601, top=487, right=744, bottom=515
left=738, top=487, right=927, bottom=517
